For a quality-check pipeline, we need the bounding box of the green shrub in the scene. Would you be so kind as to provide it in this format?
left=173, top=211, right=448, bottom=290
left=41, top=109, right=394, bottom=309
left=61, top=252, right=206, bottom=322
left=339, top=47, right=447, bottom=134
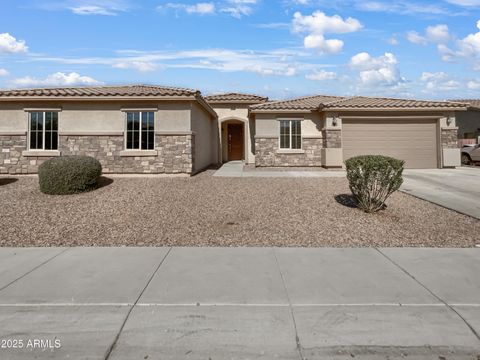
left=345, top=155, right=404, bottom=213
left=38, top=156, right=102, bottom=195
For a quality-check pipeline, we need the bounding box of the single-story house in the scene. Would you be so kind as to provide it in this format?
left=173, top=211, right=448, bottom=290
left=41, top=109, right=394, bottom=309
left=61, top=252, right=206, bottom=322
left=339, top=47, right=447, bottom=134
left=0, top=85, right=219, bottom=175
left=0, top=84, right=468, bottom=174
left=448, top=99, right=480, bottom=143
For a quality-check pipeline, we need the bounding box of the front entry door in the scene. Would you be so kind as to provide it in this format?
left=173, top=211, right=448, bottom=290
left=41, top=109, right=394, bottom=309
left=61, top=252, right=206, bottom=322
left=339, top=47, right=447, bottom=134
left=227, top=124, right=244, bottom=161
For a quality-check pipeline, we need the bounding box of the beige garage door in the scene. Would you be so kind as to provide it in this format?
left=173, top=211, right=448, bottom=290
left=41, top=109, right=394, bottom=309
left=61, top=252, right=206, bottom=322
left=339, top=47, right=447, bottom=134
left=343, top=119, right=438, bottom=169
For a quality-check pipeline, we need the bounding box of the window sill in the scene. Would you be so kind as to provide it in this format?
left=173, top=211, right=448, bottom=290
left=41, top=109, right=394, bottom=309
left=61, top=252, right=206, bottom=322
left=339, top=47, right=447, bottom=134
left=119, top=150, right=158, bottom=157
left=276, top=149, right=305, bottom=154
left=22, top=150, right=61, bottom=157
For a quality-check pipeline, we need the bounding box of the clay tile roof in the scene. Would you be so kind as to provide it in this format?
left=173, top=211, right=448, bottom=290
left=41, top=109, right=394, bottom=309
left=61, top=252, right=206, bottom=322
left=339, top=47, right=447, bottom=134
left=204, top=92, right=268, bottom=103
left=324, top=96, right=467, bottom=110
left=0, top=84, right=198, bottom=98
left=447, top=99, right=480, bottom=110
left=249, top=94, right=345, bottom=111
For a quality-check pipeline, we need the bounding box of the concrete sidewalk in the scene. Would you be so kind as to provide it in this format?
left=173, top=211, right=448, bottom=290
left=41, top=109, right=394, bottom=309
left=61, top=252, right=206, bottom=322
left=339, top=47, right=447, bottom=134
left=0, top=247, right=479, bottom=359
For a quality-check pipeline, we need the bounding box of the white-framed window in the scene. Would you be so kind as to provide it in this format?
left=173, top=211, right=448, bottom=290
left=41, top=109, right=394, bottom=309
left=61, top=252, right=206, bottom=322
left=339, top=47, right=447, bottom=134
left=125, top=111, right=155, bottom=150
left=279, top=120, right=301, bottom=149
left=29, top=111, right=58, bottom=150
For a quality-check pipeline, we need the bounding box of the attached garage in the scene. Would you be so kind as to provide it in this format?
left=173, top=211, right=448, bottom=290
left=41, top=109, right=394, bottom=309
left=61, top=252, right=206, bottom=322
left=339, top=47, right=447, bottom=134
left=342, top=118, right=438, bottom=169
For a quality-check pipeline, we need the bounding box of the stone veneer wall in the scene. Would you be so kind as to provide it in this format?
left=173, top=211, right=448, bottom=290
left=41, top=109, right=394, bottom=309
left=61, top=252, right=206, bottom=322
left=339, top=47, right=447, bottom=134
left=0, top=135, right=42, bottom=174
left=441, top=128, right=458, bottom=149
left=255, top=137, right=322, bottom=167
left=0, top=134, right=193, bottom=174
left=322, top=129, right=342, bottom=148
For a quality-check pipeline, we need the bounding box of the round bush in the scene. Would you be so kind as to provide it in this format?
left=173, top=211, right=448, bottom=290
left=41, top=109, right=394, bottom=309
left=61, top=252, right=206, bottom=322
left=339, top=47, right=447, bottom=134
left=38, top=156, right=102, bottom=195
left=345, top=155, right=404, bottom=213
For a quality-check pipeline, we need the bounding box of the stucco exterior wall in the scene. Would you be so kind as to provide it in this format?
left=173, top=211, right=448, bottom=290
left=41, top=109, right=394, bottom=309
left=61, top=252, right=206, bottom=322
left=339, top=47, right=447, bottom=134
left=191, top=102, right=218, bottom=173
left=0, top=101, right=192, bottom=134
left=0, top=103, right=27, bottom=133
left=255, top=112, right=323, bottom=137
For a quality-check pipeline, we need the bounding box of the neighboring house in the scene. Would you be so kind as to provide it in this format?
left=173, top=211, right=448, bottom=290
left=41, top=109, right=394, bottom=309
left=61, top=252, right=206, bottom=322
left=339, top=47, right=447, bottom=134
left=250, top=95, right=466, bottom=169
left=204, top=93, right=268, bottom=164
left=448, top=99, right=480, bottom=143
left=0, top=85, right=219, bottom=175
left=0, top=85, right=468, bottom=175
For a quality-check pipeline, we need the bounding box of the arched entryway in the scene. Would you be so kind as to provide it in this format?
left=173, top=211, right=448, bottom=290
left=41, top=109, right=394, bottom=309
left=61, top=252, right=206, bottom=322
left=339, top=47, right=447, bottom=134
left=221, top=119, right=245, bottom=162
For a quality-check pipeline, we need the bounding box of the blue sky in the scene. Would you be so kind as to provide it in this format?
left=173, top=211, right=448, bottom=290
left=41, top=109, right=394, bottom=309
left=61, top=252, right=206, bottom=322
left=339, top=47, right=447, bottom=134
left=0, top=0, right=480, bottom=99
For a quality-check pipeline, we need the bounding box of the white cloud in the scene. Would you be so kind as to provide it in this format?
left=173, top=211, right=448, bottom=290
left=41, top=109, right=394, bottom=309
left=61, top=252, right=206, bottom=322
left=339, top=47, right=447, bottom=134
left=407, top=25, right=450, bottom=46
left=305, top=69, right=337, bottom=80
left=292, top=11, right=362, bottom=54
left=66, top=0, right=131, bottom=15
left=467, top=80, right=480, bottom=89
left=437, top=44, right=455, bottom=61
left=161, top=2, right=215, bottom=14
left=356, top=1, right=450, bottom=15
left=187, top=2, right=215, bottom=13
left=34, top=48, right=305, bottom=78
left=437, top=20, right=480, bottom=69
left=70, top=6, right=117, bottom=15
left=247, top=64, right=297, bottom=76
left=292, top=11, right=362, bottom=35
left=350, top=52, right=405, bottom=88
left=420, top=72, right=461, bottom=91
left=0, top=33, right=28, bottom=54
left=0, top=69, right=9, bottom=77
left=455, top=20, right=480, bottom=54
left=12, top=72, right=102, bottom=87
left=303, top=35, right=343, bottom=54
left=356, top=1, right=390, bottom=11
left=388, top=37, right=399, bottom=45
left=113, top=61, right=158, bottom=72
left=253, top=22, right=290, bottom=29
left=220, top=0, right=257, bottom=18
left=160, top=0, right=255, bottom=17
left=406, top=31, right=427, bottom=45
left=426, top=24, right=450, bottom=43
left=444, top=0, right=480, bottom=6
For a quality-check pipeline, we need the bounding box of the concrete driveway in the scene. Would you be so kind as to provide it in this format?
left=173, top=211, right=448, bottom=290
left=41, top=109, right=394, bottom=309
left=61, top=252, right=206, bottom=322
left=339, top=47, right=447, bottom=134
left=402, top=167, right=480, bottom=219
left=0, top=247, right=479, bottom=359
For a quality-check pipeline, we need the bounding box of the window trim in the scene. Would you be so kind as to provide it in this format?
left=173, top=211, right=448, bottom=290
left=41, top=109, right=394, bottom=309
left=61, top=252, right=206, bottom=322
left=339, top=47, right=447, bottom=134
left=27, top=111, right=59, bottom=151
left=124, top=111, right=156, bottom=151
left=278, top=119, right=302, bottom=150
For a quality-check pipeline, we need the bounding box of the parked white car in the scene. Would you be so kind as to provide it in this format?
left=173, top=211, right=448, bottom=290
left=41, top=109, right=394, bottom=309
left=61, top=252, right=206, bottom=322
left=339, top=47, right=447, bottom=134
left=461, top=144, right=480, bottom=165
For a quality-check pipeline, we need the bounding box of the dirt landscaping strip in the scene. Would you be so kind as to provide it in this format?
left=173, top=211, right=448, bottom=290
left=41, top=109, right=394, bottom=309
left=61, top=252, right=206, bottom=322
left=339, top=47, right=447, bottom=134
left=0, top=171, right=478, bottom=247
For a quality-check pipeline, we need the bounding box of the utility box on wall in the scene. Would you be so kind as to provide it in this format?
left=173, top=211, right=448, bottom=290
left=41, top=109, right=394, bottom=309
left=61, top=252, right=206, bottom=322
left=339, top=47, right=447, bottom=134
left=443, top=148, right=461, bottom=168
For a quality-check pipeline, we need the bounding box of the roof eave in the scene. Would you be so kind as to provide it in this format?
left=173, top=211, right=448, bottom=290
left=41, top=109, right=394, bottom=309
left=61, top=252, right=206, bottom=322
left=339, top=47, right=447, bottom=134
left=194, top=94, right=218, bottom=118
left=324, top=107, right=468, bottom=112
left=0, top=95, right=197, bottom=102
left=207, top=100, right=267, bottom=105
left=0, top=93, right=219, bottom=118
left=249, top=109, right=314, bottom=114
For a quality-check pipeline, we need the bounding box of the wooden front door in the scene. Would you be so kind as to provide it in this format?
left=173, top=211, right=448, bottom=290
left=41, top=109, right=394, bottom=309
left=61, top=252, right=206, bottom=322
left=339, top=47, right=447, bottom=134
left=227, top=124, right=244, bottom=161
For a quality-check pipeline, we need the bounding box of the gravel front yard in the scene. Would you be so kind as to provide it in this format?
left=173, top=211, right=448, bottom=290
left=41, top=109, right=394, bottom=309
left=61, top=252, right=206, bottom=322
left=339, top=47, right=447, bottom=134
left=0, top=171, right=478, bottom=247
